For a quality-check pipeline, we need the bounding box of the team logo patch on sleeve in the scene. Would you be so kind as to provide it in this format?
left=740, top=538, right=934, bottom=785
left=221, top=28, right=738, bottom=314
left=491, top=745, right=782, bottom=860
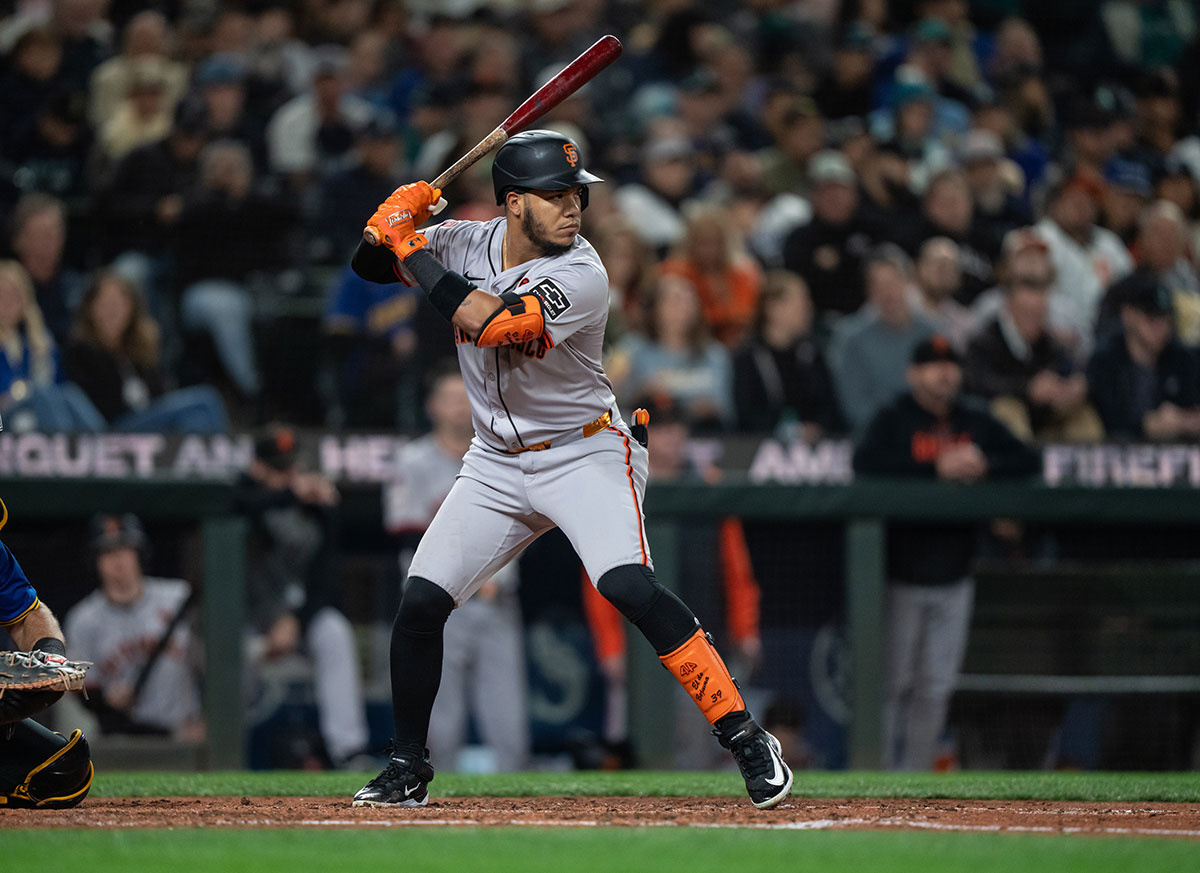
left=529, top=278, right=571, bottom=320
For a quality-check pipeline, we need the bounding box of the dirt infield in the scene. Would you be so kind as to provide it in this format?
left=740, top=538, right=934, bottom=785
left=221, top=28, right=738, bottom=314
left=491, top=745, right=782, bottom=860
left=4, top=796, right=1200, bottom=836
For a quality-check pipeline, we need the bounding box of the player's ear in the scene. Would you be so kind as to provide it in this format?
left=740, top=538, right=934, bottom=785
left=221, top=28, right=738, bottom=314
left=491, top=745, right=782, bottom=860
left=505, top=189, right=524, bottom=216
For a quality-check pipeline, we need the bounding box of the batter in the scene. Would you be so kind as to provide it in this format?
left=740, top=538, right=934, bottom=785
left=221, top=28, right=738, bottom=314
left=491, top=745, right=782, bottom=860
left=349, top=131, right=791, bottom=809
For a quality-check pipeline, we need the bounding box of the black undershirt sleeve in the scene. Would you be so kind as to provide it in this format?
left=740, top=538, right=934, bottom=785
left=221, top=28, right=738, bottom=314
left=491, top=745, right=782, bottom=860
left=350, top=238, right=401, bottom=283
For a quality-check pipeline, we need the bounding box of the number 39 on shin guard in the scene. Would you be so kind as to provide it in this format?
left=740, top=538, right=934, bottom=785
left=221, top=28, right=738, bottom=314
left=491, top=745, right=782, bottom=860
left=659, top=628, right=745, bottom=723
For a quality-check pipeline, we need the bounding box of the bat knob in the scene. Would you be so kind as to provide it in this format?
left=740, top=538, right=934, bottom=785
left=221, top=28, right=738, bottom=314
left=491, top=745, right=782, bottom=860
left=363, top=225, right=381, bottom=246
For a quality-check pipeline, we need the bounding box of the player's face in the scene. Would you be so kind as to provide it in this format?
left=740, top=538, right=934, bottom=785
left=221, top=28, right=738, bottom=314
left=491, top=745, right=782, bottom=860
left=97, top=546, right=144, bottom=606
left=520, top=187, right=583, bottom=256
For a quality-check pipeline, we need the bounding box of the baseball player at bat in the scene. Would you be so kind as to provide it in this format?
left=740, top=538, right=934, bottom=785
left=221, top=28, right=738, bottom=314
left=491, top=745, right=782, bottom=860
left=350, top=130, right=792, bottom=809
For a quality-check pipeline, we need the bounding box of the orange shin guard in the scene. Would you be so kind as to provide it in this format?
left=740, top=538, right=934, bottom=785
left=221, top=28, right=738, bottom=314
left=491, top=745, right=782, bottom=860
left=659, top=628, right=745, bottom=724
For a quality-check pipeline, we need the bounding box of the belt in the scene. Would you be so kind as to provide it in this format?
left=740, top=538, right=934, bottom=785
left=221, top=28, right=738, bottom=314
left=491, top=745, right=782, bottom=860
left=507, top=410, right=612, bottom=454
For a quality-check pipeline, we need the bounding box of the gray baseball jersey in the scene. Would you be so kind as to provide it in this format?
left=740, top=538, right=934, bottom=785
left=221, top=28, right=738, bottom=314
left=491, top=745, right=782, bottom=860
left=424, top=217, right=617, bottom=451
left=63, top=578, right=201, bottom=731
left=405, top=217, right=651, bottom=604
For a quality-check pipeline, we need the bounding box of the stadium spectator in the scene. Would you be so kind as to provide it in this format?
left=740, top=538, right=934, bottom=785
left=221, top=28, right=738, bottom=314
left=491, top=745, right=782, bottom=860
left=870, top=78, right=951, bottom=194
left=1155, top=147, right=1200, bottom=256
left=0, top=259, right=100, bottom=432
left=1036, top=173, right=1135, bottom=356
left=609, top=273, right=733, bottom=434
left=758, top=95, right=826, bottom=197
left=781, top=150, right=876, bottom=319
left=896, top=168, right=996, bottom=305
left=0, top=28, right=66, bottom=163
left=236, top=424, right=372, bottom=769
left=86, top=10, right=186, bottom=128
left=42, top=0, right=112, bottom=94
left=92, top=56, right=178, bottom=179
left=265, top=44, right=374, bottom=191
left=960, top=128, right=1031, bottom=255
left=63, top=270, right=229, bottom=433
left=964, top=231, right=1104, bottom=443
left=1086, top=273, right=1200, bottom=441
left=813, top=22, right=877, bottom=122
left=659, top=204, right=762, bottom=348
left=190, top=52, right=271, bottom=174
left=0, top=87, right=94, bottom=228
left=173, top=139, right=297, bottom=409
left=887, top=19, right=972, bottom=134
left=1099, top=1, right=1197, bottom=73
left=97, top=99, right=208, bottom=337
left=64, top=513, right=204, bottom=740
left=1099, top=158, right=1153, bottom=247
left=309, top=111, right=405, bottom=267
left=320, top=267, right=422, bottom=429
left=8, top=192, right=85, bottom=346
left=613, top=126, right=698, bottom=256
left=1099, top=202, right=1200, bottom=346
left=854, top=335, right=1041, bottom=770
left=828, top=245, right=936, bottom=435
left=854, top=138, right=922, bottom=237
left=590, top=215, right=658, bottom=339
left=912, top=236, right=972, bottom=351
left=731, top=271, right=840, bottom=439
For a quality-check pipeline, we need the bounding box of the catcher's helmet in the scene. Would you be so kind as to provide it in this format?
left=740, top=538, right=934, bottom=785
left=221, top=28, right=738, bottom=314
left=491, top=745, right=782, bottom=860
left=492, top=130, right=603, bottom=207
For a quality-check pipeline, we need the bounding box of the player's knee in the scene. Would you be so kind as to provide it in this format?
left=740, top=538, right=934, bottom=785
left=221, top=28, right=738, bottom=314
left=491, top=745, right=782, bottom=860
left=0, top=720, right=94, bottom=809
left=596, top=564, right=698, bottom=654
left=394, top=576, right=455, bottom=637
left=596, top=564, right=661, bottom=622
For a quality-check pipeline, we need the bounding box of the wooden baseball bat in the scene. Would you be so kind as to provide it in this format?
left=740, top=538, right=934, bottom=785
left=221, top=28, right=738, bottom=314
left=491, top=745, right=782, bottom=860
left=364, top=34, right=622, bottom=245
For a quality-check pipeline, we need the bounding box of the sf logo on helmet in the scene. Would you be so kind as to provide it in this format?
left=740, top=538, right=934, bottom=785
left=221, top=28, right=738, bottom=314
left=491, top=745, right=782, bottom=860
left=562, top=143, right=579, bottom=167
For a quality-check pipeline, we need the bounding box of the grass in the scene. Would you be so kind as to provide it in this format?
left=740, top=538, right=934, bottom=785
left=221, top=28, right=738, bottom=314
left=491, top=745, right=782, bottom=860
left=88, top=768, right=1200, bottom=803
left=5, top=827, right=1198, bottom=873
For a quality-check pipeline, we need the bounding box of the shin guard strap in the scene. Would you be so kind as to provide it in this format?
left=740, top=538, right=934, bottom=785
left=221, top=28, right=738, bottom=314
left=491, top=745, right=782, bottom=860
left=659, top=628, right=745, bottom=724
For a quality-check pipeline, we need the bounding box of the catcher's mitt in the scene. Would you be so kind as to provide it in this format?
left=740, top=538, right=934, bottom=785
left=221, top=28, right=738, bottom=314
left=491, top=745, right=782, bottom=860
left=0, top=651, right=91, bottom=726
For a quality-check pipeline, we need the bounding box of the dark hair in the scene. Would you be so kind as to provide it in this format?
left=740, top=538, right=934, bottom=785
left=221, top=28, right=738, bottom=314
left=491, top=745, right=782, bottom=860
left=752, top=270, right=811, bottom=336
left=72, top=269, right=161, bottom=370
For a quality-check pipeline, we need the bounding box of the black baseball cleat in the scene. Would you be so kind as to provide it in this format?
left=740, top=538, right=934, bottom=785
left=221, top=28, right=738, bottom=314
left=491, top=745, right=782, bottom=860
left=352, top=743, right=435, bottom=808
left=714, top=714, right=793, bottom=809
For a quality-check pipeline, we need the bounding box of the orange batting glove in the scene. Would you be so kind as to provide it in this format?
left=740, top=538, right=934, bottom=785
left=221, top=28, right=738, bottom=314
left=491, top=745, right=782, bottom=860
left=364, top=181, right=446, bottom=259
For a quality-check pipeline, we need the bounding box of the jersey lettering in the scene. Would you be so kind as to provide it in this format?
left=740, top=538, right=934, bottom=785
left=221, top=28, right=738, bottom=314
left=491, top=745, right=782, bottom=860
left=517, top=334, right=552, bottom=359
left=528, top=277, right=571, bottom=320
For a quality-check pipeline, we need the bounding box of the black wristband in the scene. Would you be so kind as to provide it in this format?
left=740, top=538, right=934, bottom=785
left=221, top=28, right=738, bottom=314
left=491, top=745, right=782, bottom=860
left=405, top=249, right=473, bottom=321
left=33, top=637, right=66, bottom=656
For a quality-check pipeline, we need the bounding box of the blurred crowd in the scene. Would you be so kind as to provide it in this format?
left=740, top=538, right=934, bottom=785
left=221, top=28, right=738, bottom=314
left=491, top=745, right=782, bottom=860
left=1, top=0, right=1199, bottom=444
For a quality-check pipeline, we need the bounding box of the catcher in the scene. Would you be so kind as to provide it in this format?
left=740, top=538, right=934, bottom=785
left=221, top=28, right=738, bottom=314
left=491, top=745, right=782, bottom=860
left=1, top=491, right=94, bottom=809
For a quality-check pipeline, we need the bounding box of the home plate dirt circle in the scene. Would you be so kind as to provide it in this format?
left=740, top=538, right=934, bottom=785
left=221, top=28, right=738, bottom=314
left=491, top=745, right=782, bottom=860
left=4, top=797, right=1200, bottom=836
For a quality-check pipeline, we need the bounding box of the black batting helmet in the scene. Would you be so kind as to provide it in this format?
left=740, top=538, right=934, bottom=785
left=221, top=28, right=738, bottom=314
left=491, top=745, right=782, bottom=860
left=492, top=129, right=603, bottom=207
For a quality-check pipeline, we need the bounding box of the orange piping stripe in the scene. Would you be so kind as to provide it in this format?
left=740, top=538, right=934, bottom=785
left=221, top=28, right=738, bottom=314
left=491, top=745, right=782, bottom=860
left=608, top=426, right=647, bottom=564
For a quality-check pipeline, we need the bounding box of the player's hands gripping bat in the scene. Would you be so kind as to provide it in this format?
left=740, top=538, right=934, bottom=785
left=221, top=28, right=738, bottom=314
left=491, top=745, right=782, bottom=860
left=364, top=182, right=446, bottom=259
left=363, top=34, right=622, bottom=246
left=0, top=650, right=92, bottom=725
